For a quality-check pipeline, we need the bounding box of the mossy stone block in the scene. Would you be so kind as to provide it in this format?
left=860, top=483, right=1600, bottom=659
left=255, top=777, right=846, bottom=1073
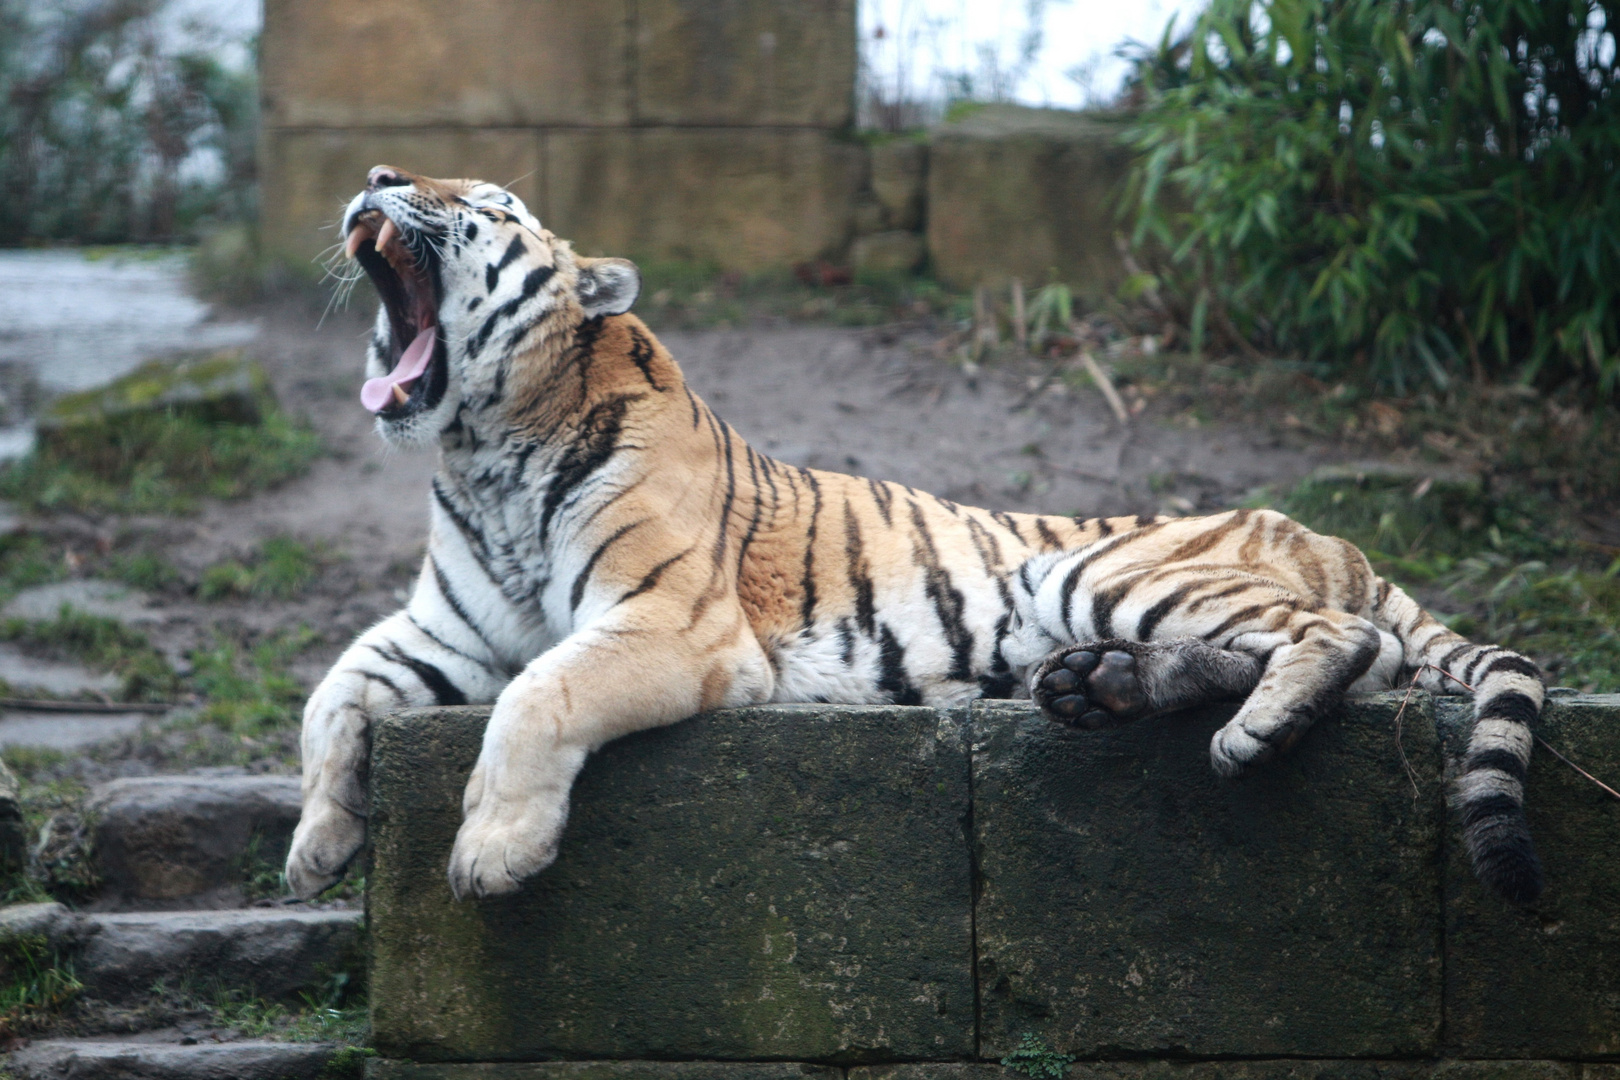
left=1440, top=692, right=1620, bottom=1057
left=972, top=695, right=1444, bottom=1059
left=369, top=705, right=974, bottom=1063
left=850, top=1067, right=1613, bottom=1080
left=366, top=1062, right=840, bottom=1079
left=38, top=350, right=269, bottom=439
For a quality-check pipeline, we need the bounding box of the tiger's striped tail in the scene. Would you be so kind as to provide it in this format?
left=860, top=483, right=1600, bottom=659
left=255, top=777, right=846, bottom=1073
left=1373, top=579, right=1545, bottom=904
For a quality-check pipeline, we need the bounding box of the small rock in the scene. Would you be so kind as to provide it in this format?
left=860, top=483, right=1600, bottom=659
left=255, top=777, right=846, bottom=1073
left=87, top=776, right=302, bottom=906
left=6, top=1039, right=341, bottom=1080
left=78, top=908, right=363, bottom=1003
left=0, top=901, right=91, bottom=948
left=852, top=230, right=925, bottom=277
left=37, top=349, right=271, bottom=442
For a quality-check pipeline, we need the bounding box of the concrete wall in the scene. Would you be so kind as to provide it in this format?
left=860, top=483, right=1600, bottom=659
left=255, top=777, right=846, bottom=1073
left=259, top=4, right=1132, bottom=289
left=364, top=692, right=1620, bottom=1076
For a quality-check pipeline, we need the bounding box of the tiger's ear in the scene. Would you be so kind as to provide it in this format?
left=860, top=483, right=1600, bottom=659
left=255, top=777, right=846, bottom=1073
left=575, top=257, right=640, bottom=317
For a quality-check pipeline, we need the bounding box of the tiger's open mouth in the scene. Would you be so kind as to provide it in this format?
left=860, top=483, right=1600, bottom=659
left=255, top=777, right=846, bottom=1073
left=345, top=209, right=447, bottom=418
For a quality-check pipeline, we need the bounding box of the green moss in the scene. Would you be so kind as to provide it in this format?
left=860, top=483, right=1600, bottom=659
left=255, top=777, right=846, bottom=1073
left=0, top=407, right=321, bottom=515
left=187, top=627, right=318, bottom=735
left=1001, top=1031, right=1075, bottom=1078
left=0, top=607, right=180, bottom=703
left=107, top=551, right=183, bottom=592
left=0, top=535, right=67, bottom=603
left=198, top=536, right=321, bottom=601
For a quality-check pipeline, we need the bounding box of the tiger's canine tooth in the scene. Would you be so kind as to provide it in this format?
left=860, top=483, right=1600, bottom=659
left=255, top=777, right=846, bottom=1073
left=375, top=218, right=399, bottom=254
left=344, top=225, right=371, bottom=260
left=392, top=384, right=410, bottom=406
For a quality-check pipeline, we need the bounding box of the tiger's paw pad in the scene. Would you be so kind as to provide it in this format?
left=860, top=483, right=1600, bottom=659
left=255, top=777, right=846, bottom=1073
left=1032, top=643, right=1149, bottom=729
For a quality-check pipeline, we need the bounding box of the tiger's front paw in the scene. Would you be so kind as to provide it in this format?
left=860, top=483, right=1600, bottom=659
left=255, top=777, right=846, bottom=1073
left=447, top=797, right=567, bottom=900
left=1031, top=641, right=1151, bottom=729
left=285, top=798, right=366, bottom=900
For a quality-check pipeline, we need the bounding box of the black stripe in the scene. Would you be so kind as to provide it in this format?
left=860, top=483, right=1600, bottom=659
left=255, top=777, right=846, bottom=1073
left=407, top=613, right=497, bottom=673
left=1136, top=581, right=1200, bottom=641
left=799, top=470, right=823, bottom=628
left=1203, top=603, right=1273, bottom=644
left=735, top=447, right=766, bottom=573
left=1465, top=647, right=1504, bottom=686
left=430, top=556, right=488, bottom=642
left=627, top=325, right=665, bottom=391
left=1436, top=642, right=1475, bottom=671
left=684, top=385, right=702, bottom=428
left=909, top=501, right=975, bottom=680
left=1464, top=747, right=1529, bottom=781
left=357, top=670, right=406, bottom=699
left=1135, top=513, right=1157, bottom=528
left=1460, top=791, right=1523, bottom=827
left=433, top=481, right=494, bottom=569
left=877, top=624, right=922, bottom=706
left=1479, top=655, right=1542, bottom=682
left=712, top=427, right=739, bottom=568
left=539, top=393, right=640, bottom=544
left=374, top=642, right=466, bottom=706
left=1035, top=519, right=1062, bottom=549
left=1096, top=517, right=1114, bottom=537
left=867, top=478, right=893, bottom=526
left=618, top=547, right=693, bottom=606
left=488, top=234, right=525, bottom=292
left=990, top=510, right=1026, bottom=543
left=1478, top=689, right=1540, bottom=728
left=570, top=519, right=648, bottom=612
left=844, top=502, right=876, bottom=636
left=469, top=264, right=556, bottom=357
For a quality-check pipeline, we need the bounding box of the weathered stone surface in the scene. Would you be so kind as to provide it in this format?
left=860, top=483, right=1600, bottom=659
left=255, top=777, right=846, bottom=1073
left=854, top=1066, right=1620, bottom=1080
left=6, top=1039, right=340, bottom=1079
left=1440, top=692, right=1620, bottom=1057
left=543, top=129, right=863, bottom=271
left=870, top=142, right=928, bottom=232
left=366, top=1062, right=840, bottom=1079
left=262, top=0, right=630, bottom=127
left=927, top=104, right=1132, bottom=295
left=261, top=129, right=543, bottom=264
left=77, top=908, right=363, bottom=1002
left=369, top=704, right=973, bottom=1063
left=87, top=775, right=302, bottom=905
left=853, top=231, right=925, bottom=277
left=0, top=902, right=93, bottom=970
left=633, top=0, right=855, bottom=127
left=972, top=694, right=1444, bottom=1059
left=38, top=351, right=269, bottom=439
left=0, top=756, right=25, bottom=878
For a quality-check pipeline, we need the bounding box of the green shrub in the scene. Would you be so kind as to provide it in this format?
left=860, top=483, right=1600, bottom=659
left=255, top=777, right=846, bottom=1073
left=1125, top=0, right=1620, bottom=394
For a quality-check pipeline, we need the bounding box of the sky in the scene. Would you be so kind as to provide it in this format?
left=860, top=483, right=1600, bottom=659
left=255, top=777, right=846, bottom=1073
left=186, top=0, right=1206, bottom=112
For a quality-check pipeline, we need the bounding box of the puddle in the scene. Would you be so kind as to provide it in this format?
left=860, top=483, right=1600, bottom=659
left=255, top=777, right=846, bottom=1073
left=0, top=249, right=259, bottom=458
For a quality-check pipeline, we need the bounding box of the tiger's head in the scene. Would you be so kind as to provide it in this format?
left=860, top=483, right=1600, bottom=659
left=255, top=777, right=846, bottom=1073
left=340, top=166, right=640, bottom=448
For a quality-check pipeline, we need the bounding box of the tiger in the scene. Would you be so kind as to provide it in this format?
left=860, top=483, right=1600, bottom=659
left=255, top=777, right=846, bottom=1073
left=284, top=166, right=1546, bottom=908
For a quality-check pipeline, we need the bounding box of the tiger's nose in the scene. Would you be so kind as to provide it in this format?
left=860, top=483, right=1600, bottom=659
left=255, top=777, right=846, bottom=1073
left=368, top=166, right=410, bottom=191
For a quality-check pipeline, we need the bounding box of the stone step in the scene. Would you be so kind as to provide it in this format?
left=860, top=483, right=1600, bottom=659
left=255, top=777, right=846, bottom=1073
left=0, top=902, right=363, bottom=1004
left=6, top=1038, right=344, bottom=1079
left=85, top=774, right=302, bottom=908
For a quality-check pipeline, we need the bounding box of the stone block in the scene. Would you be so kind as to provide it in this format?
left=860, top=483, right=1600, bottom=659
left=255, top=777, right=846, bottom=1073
left=542, top=129, right=863, bottom=270
left=926, top=104, right=1132, bottom=296
left=633, top=0, right=855, bottom=127
left=39, top=351, right=270, bottom=443
left=853, top=231, right=925, bottom=277
left=369, top=705, right=973, bottom=1063
left=1440, top=692, right=1620, bottom=1057
left=870, top=142, right=927, bottom=232
left=260, top=128, right=544, bottom=265
left=87, top=775, right=302, bottom=906
left=262, top=0, right=630, bottom=127
left=7, top=1039, right=341, bottom=1079
left=77, top=908, right=364, bottom=1002
left=972, top=694, right=1444, bottom=1059
left=366, top=1063, right=840, bottom=1079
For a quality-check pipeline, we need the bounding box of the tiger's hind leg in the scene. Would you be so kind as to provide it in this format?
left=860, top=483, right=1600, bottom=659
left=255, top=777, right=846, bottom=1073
left=1030, top=638, right=1264, bottom=729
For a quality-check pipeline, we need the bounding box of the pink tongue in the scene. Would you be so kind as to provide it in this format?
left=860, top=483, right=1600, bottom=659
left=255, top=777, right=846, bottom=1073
left=361, top=326, right=437, bottom=413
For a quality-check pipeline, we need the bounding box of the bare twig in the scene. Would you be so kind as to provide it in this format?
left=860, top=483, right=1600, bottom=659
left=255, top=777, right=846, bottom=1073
left=1079, top=350, right=1131, bottom=425
left=0, top=698, right=173, bottom=714
left=1536, top=734, right=1620, bottom=802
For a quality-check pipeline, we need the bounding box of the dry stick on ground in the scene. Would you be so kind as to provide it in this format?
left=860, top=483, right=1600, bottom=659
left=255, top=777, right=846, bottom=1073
left=0, top=698, right=173, bottom=713
left=1079, top=350, right=1131, bottom=426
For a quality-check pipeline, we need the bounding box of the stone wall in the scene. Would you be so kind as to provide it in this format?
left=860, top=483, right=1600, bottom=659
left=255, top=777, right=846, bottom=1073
left=259, top=5, right=1131, bottom=290
left=364, top=692, right=1620, bottom=1077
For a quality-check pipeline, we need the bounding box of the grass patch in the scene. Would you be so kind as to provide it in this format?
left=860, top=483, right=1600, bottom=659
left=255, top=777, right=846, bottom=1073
left=0, top=408, right=322, bottom=515
left=107, top=551, right=184, bottom=592
left=198, top=537, right=322, bottom=601
left=1264, top=473, right=1620, bottom=692
left=1001, top=1032, right=1075, bottom=1079
left=188, top=628, right=318, bottom=735
left=0, top=933, right=83, bottom=1041
left=0, top=534, right=68, bottom=603
left=0, top=607, right=180, bottom=703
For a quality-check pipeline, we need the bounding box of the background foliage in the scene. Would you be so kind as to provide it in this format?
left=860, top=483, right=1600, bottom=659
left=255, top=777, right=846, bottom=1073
left=0, top=0, right=257, bottom=245
left=1125, top=0, right=1620, bottom=395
